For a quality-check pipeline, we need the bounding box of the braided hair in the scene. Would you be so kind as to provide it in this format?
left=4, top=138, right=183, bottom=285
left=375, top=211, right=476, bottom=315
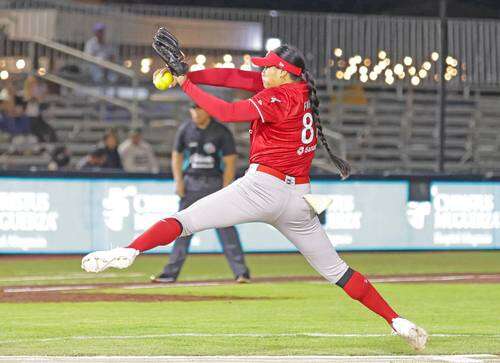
left=273, top=45, right=351, bottom=179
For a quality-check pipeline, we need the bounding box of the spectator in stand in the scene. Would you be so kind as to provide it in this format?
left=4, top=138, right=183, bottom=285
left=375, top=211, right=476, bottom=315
left=77, top=147, right=107, bottom=171
left=100, top=130, right=122, bottom=170
left=84, top=23, right=118, bottom=84
left=23, top=75, right=57, bottom=143
left=0, top=96, right=38, bottom=154
left=48, top=145, right=71, bottom=171
left=118, top=128, right=159, bottom=173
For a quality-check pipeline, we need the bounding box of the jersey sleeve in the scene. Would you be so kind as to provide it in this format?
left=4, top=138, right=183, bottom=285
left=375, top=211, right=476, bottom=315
left=181, top=78, right=260, bottom=122
left=173, top=123, right=187, bottom=152
left=220, top=127, right=237, bottom=156
left=187, top=69, right=264, bottom=93
left=249, top=87, right=289, bottom=123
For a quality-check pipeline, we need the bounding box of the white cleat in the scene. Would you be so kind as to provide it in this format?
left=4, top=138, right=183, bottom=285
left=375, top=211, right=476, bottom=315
left=81, top=247, right=139, bottom=273
left=391, top=317, right=428, bottom=351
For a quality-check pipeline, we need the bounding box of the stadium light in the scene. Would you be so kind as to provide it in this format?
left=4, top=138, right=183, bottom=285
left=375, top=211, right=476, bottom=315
left=418, top=69, right=428, bottom=78
left=369, top=71, right=377, bottom=81
left=336, top=70, right=344, bottom=79
left=403, top=57, right=413, bottom=66
left=15, top=59, right=26, bottom=70
left=265, top=38, right=281, bottom=52
left=123, top=60, right=132, bottom=68
left=359, top=66, right=368, bottom=74
left=422, top=61, right=432, bottom=71
left=408, top=66, right=416, bottom=76
left=385, top=69, right=393, bottom=77
left=141, top=58, right=152, bottom=67
left=363, top=58, right=371, bottom=67
left=444, top=73, right=452, bottom=81
left=397, top=72, right=405, bottom=80
left=334, top=48, right=343, bottom=57
left=378, top=50, right=387, bottom=60
left=445, top=56, right=454, bottom=66
left=411, top=76, right=420, bottom=86
left=0, top=70, right=9, bottom=80
left=222, top=54, right=235, bottom=68
left=394, top=64, right=404, bottom=75
left=353, top=55, right=362, bottom=64
left=385, top=77, right=394, bottom=85
left=196, top=54, right=207, bottom=65
left=431, top=52, right=439, bottom=61
left=360, top=74, right=368, bottom=83
left=240, top=54, right=253, bottom=71
left=343, top=72, right=352, bottom=80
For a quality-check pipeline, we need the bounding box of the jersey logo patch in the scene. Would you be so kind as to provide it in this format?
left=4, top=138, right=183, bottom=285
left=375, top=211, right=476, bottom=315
left=270, top=97, right=282, bottom=103
left=203, top=142, right=216, bottom=154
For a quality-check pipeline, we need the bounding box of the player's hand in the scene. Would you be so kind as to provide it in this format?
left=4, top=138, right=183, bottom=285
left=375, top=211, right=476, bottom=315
left=174, top=75, right=186, bottom=86
left=175, top=180, right=185, bottom=198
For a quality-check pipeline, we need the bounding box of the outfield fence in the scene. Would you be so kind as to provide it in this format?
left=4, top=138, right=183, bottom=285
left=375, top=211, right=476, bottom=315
left=0, top=171, right=499, bottom=253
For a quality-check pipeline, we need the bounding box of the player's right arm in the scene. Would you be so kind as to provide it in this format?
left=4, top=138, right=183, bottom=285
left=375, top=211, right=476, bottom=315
left=178, top=77, right=287, bottom=123
left=187, top=69, right=264, bottom=93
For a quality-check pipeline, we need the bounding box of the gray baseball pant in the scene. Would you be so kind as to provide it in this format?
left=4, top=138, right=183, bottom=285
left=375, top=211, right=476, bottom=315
left=162, top=190, right=249, bottom=279
left=173, top=165, right=349, bottom=284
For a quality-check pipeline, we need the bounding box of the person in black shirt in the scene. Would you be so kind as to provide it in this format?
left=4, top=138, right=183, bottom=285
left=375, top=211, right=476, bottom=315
left=152, top=103, right=250, bottom=283
left=101, top=130, right=123, bottom=170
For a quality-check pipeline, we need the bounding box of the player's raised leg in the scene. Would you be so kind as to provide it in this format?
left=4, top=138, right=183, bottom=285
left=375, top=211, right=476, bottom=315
left=273, top=188, right=428, bottom=351
left=82, top=173, right=285, bottom=273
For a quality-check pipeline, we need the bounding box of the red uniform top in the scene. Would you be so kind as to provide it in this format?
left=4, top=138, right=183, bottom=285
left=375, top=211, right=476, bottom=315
left=182, top=69, right=317, bottom=178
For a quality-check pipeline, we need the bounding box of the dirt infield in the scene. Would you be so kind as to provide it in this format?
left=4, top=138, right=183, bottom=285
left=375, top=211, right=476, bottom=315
left=1, top=273, right=499, bottom=304
left=0, top=291, right=269, bottom=303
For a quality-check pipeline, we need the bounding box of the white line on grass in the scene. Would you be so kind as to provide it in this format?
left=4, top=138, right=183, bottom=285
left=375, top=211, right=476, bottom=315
left=370, top=275, right=491, bottom=283
left=0, top=355, right=497, bottom=363
left=0, top=273, right=144, bottom=283
left=0, top=333, right=499, bottom=345
left=4, top=285, right=99, bottom=293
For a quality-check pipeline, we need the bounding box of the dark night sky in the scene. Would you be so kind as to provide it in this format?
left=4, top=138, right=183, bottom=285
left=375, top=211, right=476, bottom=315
left=105, top=0, right=500, bottom=19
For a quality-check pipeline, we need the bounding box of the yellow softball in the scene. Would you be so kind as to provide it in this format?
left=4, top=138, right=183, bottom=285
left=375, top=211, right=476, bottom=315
left=153, top=69, right=174, bottom=90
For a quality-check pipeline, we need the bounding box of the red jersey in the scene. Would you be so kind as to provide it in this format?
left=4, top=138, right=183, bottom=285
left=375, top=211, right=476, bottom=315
left=182, top=69, right=317, bottom=178
left=248, top=82, right=317, bottom=178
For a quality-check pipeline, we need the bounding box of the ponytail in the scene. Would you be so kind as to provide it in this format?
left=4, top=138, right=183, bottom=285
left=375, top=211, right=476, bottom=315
left=302, top=70, right=351, bottom=179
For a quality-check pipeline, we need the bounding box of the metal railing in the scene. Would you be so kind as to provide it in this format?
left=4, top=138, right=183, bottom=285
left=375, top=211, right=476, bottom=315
left=27, top=36, right=141, bottom=126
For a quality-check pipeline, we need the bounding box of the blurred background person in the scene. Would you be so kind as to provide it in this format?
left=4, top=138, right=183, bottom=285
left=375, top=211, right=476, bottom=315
left=0, top=95, right=38, bottom=155
left=48, top=145, right=71, bottom=171
left=100, top=129, right=123, bottom=170
left=84, top=22, right=118, bottom=84
left=23, top=75, right=57, bottom=143
left=77, top=147, right=107, bottom=171
left=152, top=103, right=250, bottom=283
left=118, top=128, right=159, bottom=173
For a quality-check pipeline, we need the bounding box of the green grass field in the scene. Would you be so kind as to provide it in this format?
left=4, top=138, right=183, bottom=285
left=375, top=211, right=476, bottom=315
left=0, top=251, right=499, bottom=357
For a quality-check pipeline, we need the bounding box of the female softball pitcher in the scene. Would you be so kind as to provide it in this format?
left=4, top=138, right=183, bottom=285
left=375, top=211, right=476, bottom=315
left=82, top=32, right=427, bottom=350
